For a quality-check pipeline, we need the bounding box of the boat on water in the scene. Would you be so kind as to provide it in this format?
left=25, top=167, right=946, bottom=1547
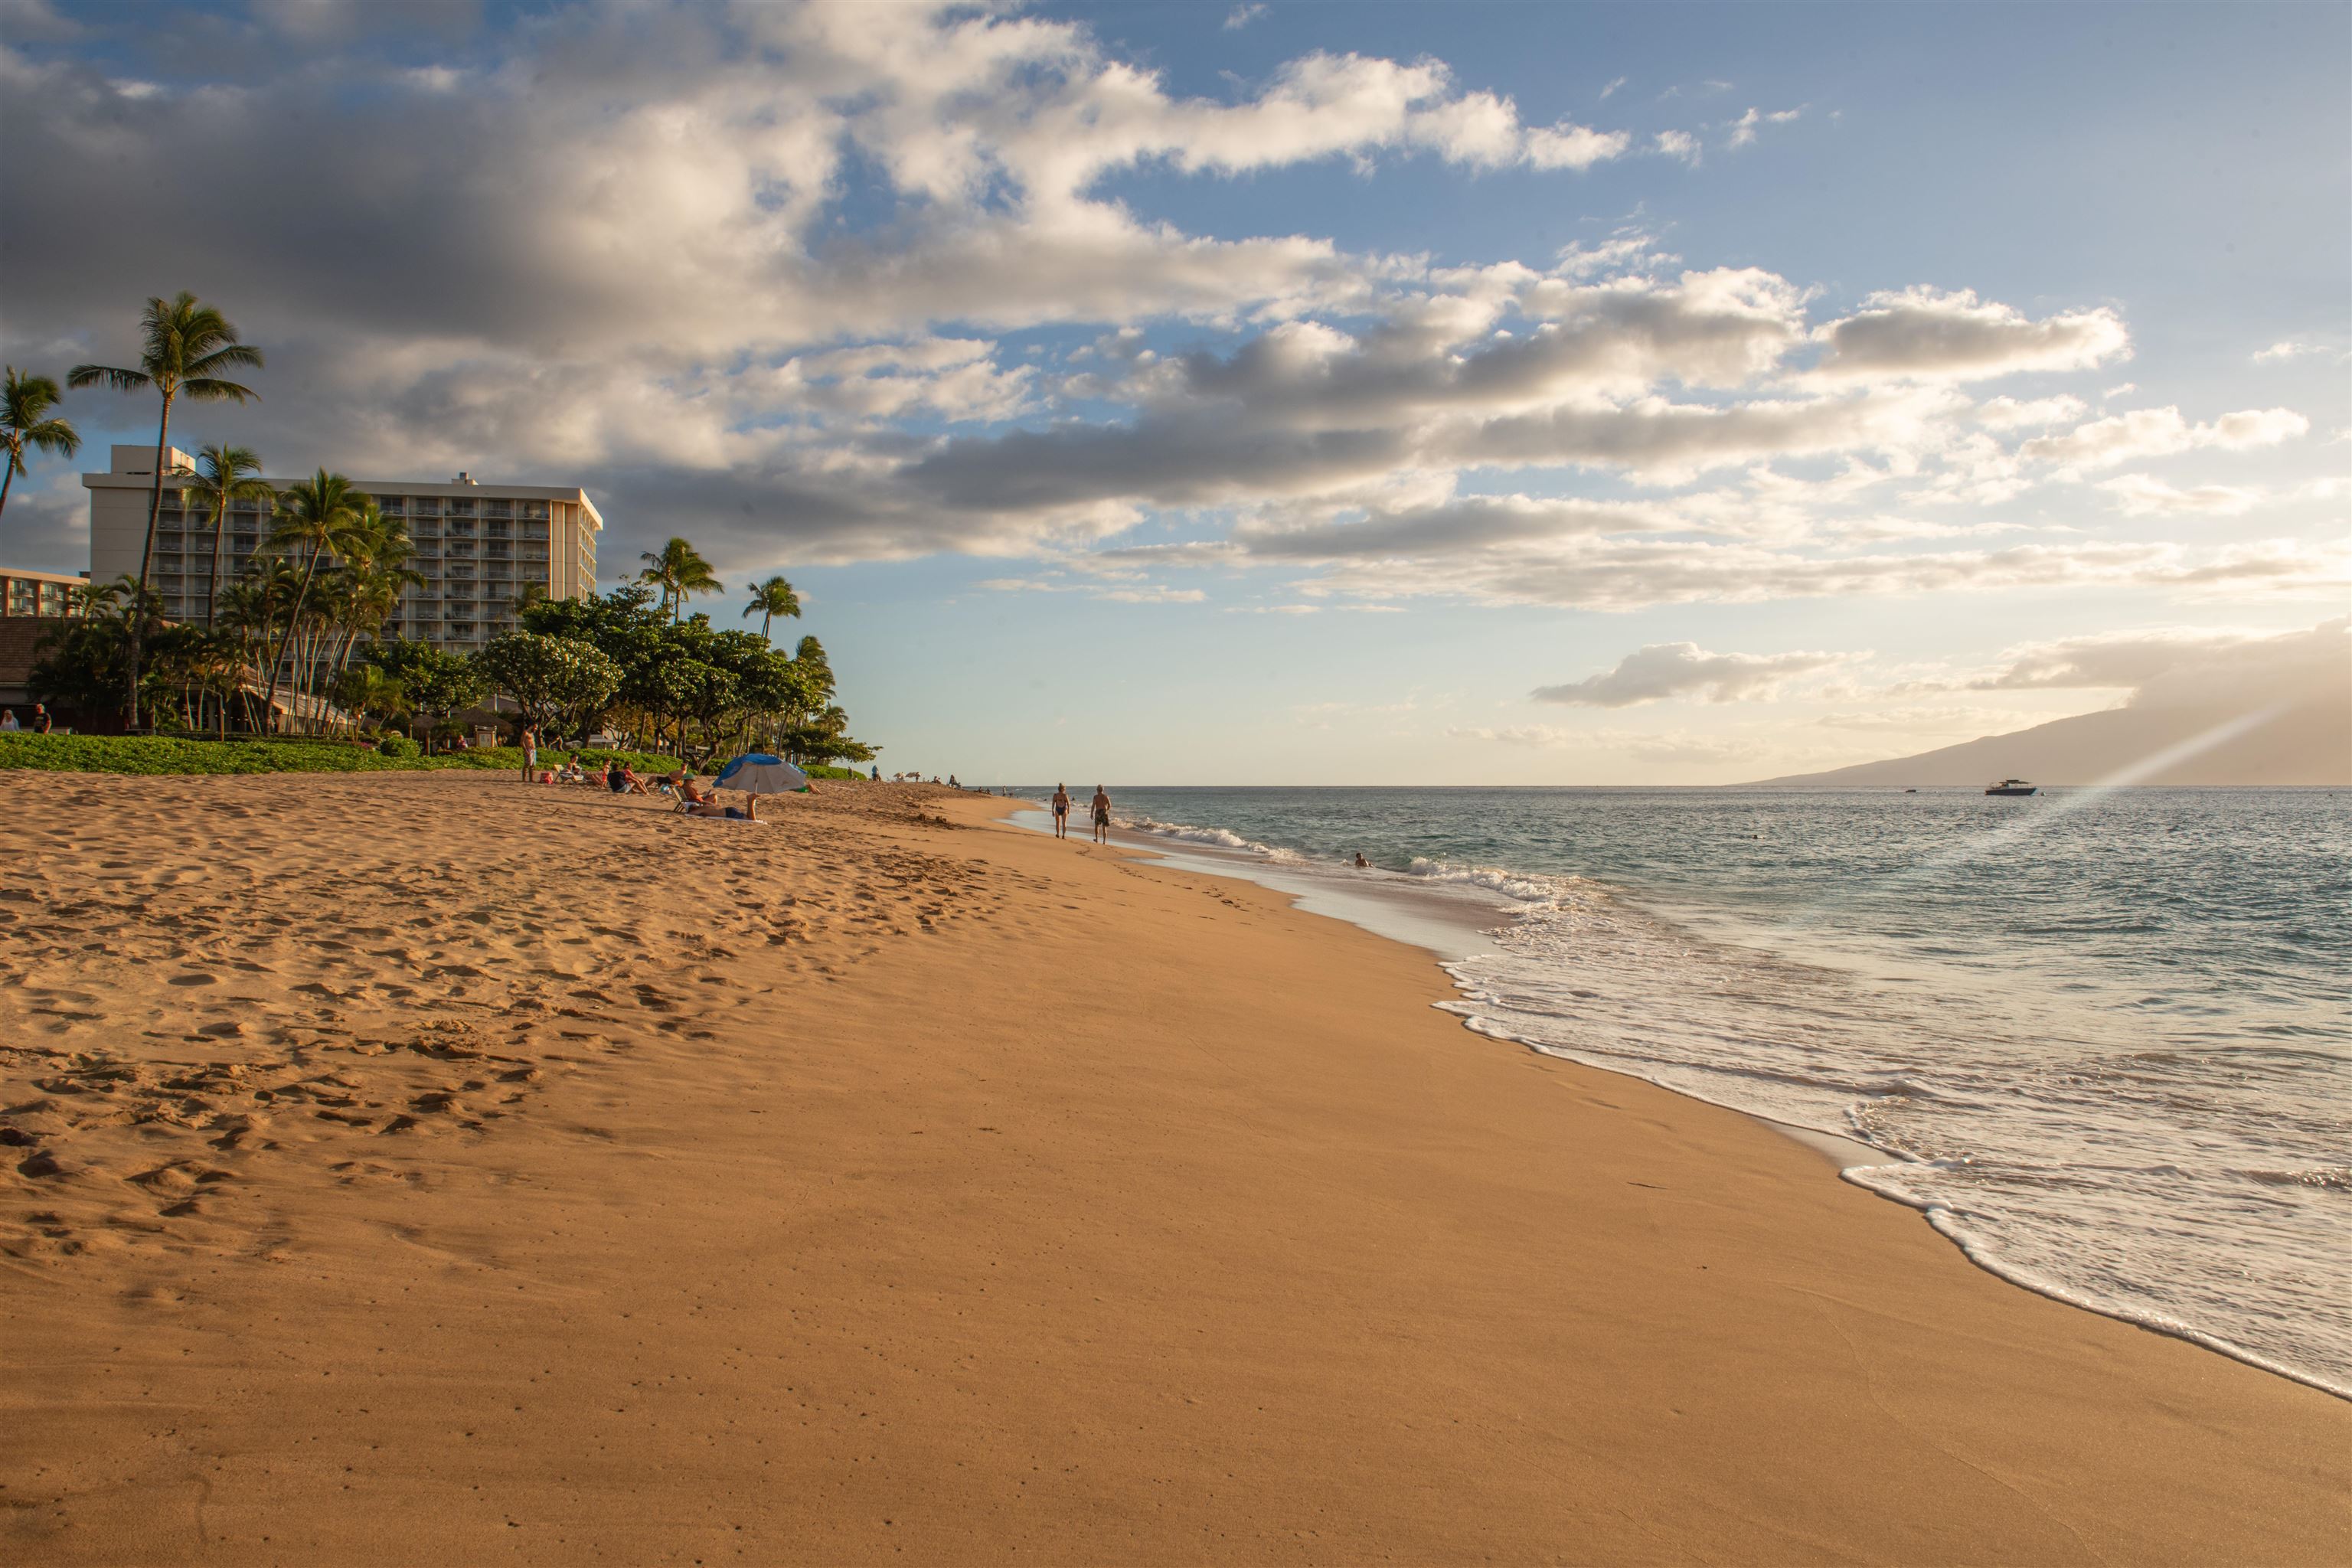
left=1985, top=778, right=2037, bottom=796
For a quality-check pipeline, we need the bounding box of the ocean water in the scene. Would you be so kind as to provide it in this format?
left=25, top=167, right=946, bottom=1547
left=1013, top=785, right=2352, bottom=1398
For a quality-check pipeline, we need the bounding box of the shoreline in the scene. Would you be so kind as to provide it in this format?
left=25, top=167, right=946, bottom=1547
left=1049, top=793, right=2350, bottom=1403
left=4, top=770, right=2344, bottom=1563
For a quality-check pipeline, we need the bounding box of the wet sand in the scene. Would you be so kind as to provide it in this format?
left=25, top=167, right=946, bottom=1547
left=2, top=771, right=2344, bottom=1564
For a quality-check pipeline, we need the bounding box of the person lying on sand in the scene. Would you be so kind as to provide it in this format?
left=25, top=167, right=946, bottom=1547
left=678, top=796, right=756, bottom=822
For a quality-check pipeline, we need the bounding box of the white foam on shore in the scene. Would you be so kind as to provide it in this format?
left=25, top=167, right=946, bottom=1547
left=1001, top=793, right=2351, bottom=1401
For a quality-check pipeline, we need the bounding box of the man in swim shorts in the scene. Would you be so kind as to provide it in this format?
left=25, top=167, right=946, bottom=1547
left=1050, top=783, right=1070, bottom=839
left=1090, top=785, right=1112, bottom=844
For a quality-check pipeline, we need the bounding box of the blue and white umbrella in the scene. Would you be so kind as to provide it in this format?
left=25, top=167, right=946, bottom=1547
left=712, top=753, right=811, bottom=794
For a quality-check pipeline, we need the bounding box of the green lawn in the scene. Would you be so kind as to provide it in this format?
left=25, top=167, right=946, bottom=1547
left=0, top=734, right=684, bottom=777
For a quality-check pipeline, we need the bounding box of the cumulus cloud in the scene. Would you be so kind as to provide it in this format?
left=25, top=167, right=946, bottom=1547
left=0, top=0, right=2328, bottom=629
left=1530, top=642, right=1848, bottom=706
left=1653, top=129, right=1702, bottom=165
left=1975, top=394, right=2086, bottom=430
left=1957, top=619, right=2350, bottom=713
left=1723, top=106, right=1802, bottom=149
left=1815, top=288, right=2129, bottom=383
left=1446, top=724, right=1766, bottom=763
left=1223, top=4, right=1268, bottom=29
left=2252, top=339, right=2335, bottom=363
left=2020, top=406, right=2309, bottom=469
left=2097, top=474, right=2261, bottom=516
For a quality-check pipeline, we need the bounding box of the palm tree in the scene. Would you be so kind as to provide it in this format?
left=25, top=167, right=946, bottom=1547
left=742, top=574, right=802, bottom=641
left=69, top=292, right=263, bottom=725
left=177, top=443, right=275, bottom=630
left=317, top=505, right=422, bottom=707
left=638, top=536, right=720, bottom=621
left=0, top=368, right=82, bottom=523
left=259, top=470, right=368, bottom=730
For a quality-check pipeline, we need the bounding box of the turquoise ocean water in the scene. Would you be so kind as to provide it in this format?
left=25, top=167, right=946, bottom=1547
left=1011, top=785, right=2351, bottom=1397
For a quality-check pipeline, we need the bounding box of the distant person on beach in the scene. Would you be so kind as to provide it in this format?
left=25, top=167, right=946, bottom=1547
left=680, top=796, right=755, bottom=821
left=1050, top=783, right=1071, bottom=839
left=520, top=726, right=538, bottom=780
left=1354, top=853, right=1370, bottom=869
left=557, top=753, right=586, bottom=784
left=1090, top=786, right=1112, bottom=844
left=0, top=709, right=17, bottom=732
left=31, top=704, right=50, bottom=733
left=606, top=762, right=650, bottom=796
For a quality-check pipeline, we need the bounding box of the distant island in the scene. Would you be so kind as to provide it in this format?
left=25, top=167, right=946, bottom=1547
left=1753, top=686, right=2350, bottom=788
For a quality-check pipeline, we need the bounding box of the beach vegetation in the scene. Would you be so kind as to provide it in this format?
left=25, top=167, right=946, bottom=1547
left=638, top=536, right=722, bottom=622
left=28, top=513, right=877, bottom=766
left=743, top=574, right=802, bottom=641
left=363, top=639, right=486, bottom=743
left=374, top=735, right=420, bottom=759
left=477, top=631, right=624, bottom=737
left=175, top=443, right=276, bottom=629
left=0, top=733, right=680, bottom=777
left=259, top=469, right=371, bottom=724
left=68, top=292, right=263, bottom=726
left=511, top=582, right=867, bottom=763
left=1, top=367, right=83, bottom=522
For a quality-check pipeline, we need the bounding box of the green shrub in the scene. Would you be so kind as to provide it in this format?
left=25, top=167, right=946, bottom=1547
left=375, top=736, right=420, bottom=759
left=0, top=733, right=682, bottom=778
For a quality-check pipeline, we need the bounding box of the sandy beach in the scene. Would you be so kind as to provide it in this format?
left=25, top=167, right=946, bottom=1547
left=2, top=771, right=2344, bottom=1565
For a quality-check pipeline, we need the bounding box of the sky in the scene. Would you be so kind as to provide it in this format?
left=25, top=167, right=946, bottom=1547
left=1, top=0, right=2345, bottom=783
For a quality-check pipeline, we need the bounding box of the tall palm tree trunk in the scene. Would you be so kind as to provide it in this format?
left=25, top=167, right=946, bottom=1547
left=205, top=503, right=227, bottom=630
left=261, top=550, right=321, bottom=735
left=0, top=460, right=16, bottom=521
left=126, top=394, right=176, bottom=728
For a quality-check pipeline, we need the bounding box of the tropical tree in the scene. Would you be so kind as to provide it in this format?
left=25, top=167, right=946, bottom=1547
left=478, top=631, right=622, bottom=737
left=28, top=576, right=158, bottom=717
left=69, top=292, right=263, bottom=724
left=318, top=501, right=421, bottom=701
left=365, top=638, right=485, bottom=749
left=0, top=368, right=81, bottom=523
left=175, top=443, right=275, bottom=629
left=334, top=665, right=408, bottom=732
left=742, top=574, right=802, bottom=642
left=259, top=470, right=370, bottom=729
left=638, top=536, right=720, bottom=621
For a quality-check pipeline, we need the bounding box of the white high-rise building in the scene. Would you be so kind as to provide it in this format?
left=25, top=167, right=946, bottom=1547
left=83, top=446, right=602, bottom=652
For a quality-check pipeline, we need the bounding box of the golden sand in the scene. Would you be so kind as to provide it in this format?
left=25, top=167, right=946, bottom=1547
left=2, top=772, right=2344, bottom=1563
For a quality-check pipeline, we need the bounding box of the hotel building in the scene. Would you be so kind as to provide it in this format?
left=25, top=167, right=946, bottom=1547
left=82, top=446, right=601, bottom=653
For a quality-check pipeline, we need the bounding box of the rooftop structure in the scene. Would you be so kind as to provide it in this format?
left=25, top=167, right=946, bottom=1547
left=82, top=446, right=602, bottom=655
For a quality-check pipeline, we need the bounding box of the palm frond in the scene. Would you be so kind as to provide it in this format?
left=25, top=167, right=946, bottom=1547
left=67, top=364, right=152, bottom=392
left=180, top=377, right=260, bottom=404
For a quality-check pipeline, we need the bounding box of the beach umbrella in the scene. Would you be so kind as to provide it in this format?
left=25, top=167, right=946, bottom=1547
left=712, top=753, right=811, bottom=794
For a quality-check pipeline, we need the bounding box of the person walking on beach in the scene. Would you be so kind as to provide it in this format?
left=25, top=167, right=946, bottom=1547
left=1090, top=785, right=1112, bottom=844
left=520, top=725, right=538, bottom=781
left=1050, top=783, right=1071, bottom=839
